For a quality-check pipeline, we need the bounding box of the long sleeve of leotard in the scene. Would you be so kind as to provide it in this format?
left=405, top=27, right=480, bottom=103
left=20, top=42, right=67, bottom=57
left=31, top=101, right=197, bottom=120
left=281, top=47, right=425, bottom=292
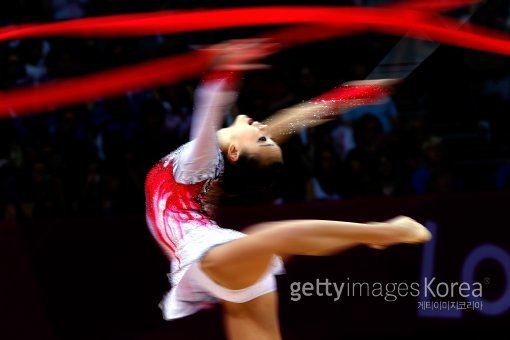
left=173, top=79, right=237, bottom=184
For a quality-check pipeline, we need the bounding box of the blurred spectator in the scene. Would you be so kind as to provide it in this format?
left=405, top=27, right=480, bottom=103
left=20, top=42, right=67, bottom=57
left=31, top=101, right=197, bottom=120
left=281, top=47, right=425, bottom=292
left=331, top=123, right=356, bottom=161
left=411, top=136, right=459, bottom=195
left=341, top=113, right=401, bottom=198
left=52, top=0, right=88, bottom=20
left=308, top=148, right=343, bottom=200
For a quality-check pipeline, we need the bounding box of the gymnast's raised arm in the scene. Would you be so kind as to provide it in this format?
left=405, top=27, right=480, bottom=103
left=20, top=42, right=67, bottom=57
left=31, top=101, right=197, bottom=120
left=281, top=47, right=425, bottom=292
left=175, top=40, right=276, bottom=181
left=263, top=78, right=398, bottom=145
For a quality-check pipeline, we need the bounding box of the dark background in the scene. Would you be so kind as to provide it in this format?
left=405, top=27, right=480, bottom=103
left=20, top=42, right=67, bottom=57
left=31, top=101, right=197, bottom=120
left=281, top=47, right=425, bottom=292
left=2, top=193, right=509, bottom=339
left=1, top=0, right=510, bottom=339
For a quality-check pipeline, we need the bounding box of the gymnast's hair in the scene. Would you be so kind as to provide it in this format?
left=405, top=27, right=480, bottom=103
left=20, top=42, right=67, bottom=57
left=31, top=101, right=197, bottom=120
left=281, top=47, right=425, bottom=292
left=220, top=153, right=285, bottom=204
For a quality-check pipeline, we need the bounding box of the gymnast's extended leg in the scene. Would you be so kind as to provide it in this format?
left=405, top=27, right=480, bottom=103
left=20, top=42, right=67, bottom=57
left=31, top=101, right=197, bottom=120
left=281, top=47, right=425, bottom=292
left=200, top=216, right=430, bottom=339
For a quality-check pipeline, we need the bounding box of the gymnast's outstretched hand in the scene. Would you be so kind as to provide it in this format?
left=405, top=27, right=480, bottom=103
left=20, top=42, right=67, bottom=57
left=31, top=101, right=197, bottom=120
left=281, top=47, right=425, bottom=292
left=203, top=38, right=280, bottom=71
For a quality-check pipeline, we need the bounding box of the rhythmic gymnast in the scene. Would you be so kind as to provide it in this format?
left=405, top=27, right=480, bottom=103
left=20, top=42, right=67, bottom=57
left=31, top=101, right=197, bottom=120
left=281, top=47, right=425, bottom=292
left=144, top=40, right=431, bottom=340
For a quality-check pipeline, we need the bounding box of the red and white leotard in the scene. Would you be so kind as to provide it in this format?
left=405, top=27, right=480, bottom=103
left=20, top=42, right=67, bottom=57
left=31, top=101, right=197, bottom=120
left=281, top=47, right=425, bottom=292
left=145, top=139, right=246, bottom=288
left=145, top=81, right=284, bottom=318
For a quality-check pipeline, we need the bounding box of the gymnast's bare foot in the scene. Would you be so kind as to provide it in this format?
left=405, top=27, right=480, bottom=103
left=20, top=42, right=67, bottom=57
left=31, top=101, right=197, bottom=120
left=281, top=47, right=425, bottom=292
left=387, top=215, right=432, bottom=244
left=368, top=216, right=431, bottom=249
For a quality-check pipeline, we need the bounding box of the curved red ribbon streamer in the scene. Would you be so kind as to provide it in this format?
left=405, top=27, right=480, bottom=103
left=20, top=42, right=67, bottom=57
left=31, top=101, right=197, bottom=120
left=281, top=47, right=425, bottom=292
left=0, top=2, right=482, bottom=41
left=0, top=51, right=212, bottom=117
left=2, top=0, right=506, bottom=117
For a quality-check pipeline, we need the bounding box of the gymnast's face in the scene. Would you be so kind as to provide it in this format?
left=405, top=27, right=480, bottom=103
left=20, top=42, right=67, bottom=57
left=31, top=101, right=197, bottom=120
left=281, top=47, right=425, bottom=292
left=227, top=115, right=283, bottom=165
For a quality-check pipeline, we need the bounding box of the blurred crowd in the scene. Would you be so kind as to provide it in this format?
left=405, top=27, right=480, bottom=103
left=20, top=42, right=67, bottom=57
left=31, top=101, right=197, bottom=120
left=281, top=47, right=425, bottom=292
left=1, top=0, right=510, bottom=223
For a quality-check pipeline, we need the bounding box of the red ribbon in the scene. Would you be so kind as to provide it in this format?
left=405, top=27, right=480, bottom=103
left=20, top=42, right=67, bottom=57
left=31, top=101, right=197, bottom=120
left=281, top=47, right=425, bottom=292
left=0, top=50, right=212, bottom=117
left=3, top=0, right=507, bottom=117
left=0, top=1, right=482, bottom=41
